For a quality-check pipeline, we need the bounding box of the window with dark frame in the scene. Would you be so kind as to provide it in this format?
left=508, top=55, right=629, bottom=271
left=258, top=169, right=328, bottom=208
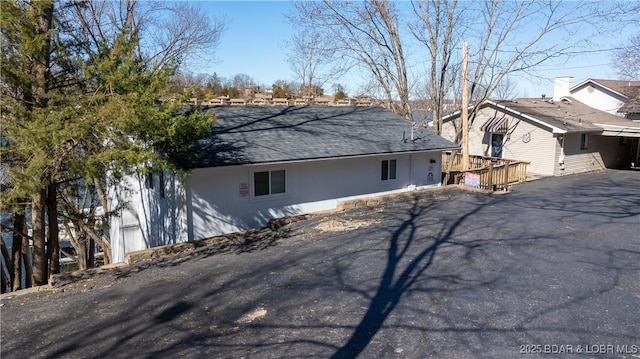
left=146, top=170, right=165, bottom=198
left=381, top=159, right=397, bottom=181
left=254, top=169, right=286, bottom=196
left=580, top=134, right=589, bottom=150
left=619, top=137, right=629, bottom=146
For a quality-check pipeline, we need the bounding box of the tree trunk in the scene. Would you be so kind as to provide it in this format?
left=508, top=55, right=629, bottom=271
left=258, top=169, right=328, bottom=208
left=76, top=235, right=88, bottom=271
left=88, top=237, right=95, bottom=268
left=0, top=263, right=7, bottom=294
left=47, top=183, right=60, bottom=275
left=30, top=0, right=54, bottom=288
left=94, top=178, right=111, bottom=265
left=31, top=189, right=48, bottom=286
left=11, top=212, right=25, bottom=291
left=1, top=239, right=12, bottom=293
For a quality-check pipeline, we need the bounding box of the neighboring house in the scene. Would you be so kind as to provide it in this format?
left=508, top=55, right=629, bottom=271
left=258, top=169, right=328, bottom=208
left=109, top=106, right=459, bottom=263
left=617, top=93, right=640, bottom=121
left=251, top=98, right=270, bottom=105
left=229, top=98, right=247, bottom=106
left=566, top=77, right=640, bottom=120
left=336, top=98, right=357, bottom=106
left=272, top=98, right=289, bottom=106
left=441, top=96, right=640, bottom=177
left=314, top=95, right=333, bottom=106
left=207, top=96, right=230, bottom=106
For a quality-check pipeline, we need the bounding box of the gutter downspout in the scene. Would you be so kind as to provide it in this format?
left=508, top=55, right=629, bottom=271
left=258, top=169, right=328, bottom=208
left=559, top=135, right=566, bottom=175
left=408, top=153, right=415, bottom=190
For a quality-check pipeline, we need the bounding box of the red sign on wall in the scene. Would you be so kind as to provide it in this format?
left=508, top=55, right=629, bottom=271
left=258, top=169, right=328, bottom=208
left=239, top=182, right=249, bottom=197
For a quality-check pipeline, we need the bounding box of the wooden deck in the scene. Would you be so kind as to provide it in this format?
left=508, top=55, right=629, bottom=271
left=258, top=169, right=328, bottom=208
left=442, top=152, right=530, bottom=191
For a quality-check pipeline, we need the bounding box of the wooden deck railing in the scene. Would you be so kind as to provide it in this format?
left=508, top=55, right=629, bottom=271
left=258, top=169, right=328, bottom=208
left=442, top=152, right=530, bottom=191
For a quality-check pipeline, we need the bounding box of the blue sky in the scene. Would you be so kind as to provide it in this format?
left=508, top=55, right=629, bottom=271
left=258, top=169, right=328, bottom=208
left=193, top=1, right=295, bottom=86
left=188, top=1, right=638, bottom=98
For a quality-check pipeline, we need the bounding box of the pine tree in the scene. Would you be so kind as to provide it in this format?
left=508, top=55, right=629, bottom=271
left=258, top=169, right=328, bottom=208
left=1, top=0, right=216, bottom=287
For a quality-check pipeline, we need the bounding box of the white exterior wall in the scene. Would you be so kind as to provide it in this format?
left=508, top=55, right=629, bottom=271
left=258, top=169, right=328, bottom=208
left=109, top=171, right=186, bottom=263
left=110, top=152, right=443, bottom=261
left=185, top=152, right=442, bottom=241
left=571, top=84, right=627, bottom=115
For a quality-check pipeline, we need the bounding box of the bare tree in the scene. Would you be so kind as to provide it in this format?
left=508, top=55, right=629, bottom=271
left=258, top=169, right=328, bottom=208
left=410, top=0, right=463, bottom=133
left=286, top=30, right=340, bottom=99
left=615, top=32, right=640, bottom=80
left=290, top=1, right=636, bottom=129
left=411, top=0, right=636, bottom=136
left=290, top=0, right=412, bottom=119
left=60, top=0, right=226, bottom=74
left=231, top=73, right=256, bottom=91
left=492, top=75, right=518, bottom=100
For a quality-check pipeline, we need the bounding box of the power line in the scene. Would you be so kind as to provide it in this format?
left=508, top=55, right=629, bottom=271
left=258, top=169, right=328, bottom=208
left=536, top=62, right=613, bottom=71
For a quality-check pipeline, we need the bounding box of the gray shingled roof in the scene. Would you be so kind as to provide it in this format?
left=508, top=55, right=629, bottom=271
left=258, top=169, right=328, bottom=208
left=444, top=98, right=640, bottom=134
left=492, top=98, right=602, bottom=132
left=493, top=98, right=640, bottom=132
left=176, top=106, right=458, bottom=169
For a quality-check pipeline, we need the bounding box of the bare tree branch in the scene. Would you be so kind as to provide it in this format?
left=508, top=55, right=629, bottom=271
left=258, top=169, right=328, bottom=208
left=614, top=32, right=640, bottom=80
left=290, top=0, right=413, bottom=119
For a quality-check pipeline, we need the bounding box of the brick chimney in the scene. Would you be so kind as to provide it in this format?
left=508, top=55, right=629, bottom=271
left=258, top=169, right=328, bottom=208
left=553, top=76, right=574, bottom=101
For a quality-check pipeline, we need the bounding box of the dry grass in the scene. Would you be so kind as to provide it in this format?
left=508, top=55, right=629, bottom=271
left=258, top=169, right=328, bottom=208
left=315, top=218, right=382, bottom=232
left=236, top=307, right=267, bottom=323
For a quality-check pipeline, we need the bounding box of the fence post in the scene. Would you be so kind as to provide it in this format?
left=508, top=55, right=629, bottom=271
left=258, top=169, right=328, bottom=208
left=487, top=161, right=494, bottom=191
left=503, top=160, right=510, bottom=191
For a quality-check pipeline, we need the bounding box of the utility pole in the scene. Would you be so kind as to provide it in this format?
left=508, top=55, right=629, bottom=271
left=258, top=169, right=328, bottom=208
left=461, top=42, right=470, bottom=170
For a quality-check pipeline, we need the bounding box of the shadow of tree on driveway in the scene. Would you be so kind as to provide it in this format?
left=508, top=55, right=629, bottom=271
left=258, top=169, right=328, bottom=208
left=332, top=192, right=491, bottom=358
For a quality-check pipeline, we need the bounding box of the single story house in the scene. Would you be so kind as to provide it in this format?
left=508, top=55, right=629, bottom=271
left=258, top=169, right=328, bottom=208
left=109, top=106, right=459, bottom=263
left=441, top=96, right=640, bottom=177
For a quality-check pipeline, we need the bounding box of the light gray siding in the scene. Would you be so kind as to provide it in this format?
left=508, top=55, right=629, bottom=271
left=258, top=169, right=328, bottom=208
left=442, top=108, right=558, bottom=176
left=110, top=152, right=444, bottom=262
left=561, top=133, right=606, bottom=175
left=560, top=134, right=631, bottom=175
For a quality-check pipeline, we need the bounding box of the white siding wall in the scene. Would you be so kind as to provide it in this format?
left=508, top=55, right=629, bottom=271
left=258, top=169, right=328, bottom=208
left=109, top=171, right=186, bottom=263
left=111, top=152, right=443, bottom=261
left=185, top=153, right=442, bottom=241
left=571, top=85, right=627, bottom=115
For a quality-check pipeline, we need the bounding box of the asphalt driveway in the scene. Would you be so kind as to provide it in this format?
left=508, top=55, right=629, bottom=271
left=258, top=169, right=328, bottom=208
left=1, top=170, right=639, bottom=358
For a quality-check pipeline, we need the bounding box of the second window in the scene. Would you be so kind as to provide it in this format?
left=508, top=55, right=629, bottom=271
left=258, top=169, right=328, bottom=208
left=381, top=159, right=397, bottom=181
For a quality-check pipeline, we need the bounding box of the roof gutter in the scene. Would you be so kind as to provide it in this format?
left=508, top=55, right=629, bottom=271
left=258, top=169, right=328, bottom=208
left=191, top=146, right=462, bottom=170
left=441, top=101, right=568, bottom=134
left=594, top=124, right=640, bottom=134
left=486, top=100, right=567, bottom=134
